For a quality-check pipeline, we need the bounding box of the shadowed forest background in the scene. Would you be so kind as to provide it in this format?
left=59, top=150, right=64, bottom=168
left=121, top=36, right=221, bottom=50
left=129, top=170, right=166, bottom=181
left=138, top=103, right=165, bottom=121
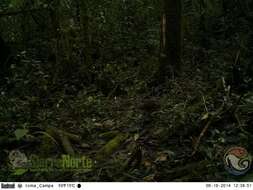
left=0, top=0, right=253, bottom=181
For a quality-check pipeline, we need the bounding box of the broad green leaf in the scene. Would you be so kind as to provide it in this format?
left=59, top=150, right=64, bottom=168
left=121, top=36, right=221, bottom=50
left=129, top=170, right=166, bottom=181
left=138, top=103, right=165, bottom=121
left=13, top=168, right=27, bottom=176
left=14, top=129, right=29, bottom=140
left=201, top=113, right=209, bottom=120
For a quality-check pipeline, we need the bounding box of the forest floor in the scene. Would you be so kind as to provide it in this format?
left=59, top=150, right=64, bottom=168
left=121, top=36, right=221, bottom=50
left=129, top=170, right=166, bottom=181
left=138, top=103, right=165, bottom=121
left=0, top=52, right=253, bottom=182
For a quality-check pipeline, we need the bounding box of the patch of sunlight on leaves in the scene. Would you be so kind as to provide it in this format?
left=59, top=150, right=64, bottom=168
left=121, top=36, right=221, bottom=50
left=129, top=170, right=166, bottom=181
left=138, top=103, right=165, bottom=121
left=201, top=112, right=209, bottom=120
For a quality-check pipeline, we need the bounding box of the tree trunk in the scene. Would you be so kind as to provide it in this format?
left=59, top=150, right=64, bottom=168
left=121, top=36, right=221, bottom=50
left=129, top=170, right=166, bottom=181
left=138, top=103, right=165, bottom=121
left=49, top=0, right=61, bottom=80
left=80, top=0, right=93, bottom=82
left=159, top=0, right=182, bottom=80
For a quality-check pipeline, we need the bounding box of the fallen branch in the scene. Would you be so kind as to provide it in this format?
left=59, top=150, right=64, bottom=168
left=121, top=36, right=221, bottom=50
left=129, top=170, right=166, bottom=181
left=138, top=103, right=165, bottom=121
left=96, top=133, right=129, bottom=161
left=191, top=103, right=225, bottom=156
left=40, top=127, right=82, bottom=155
left=59, top=131, right=75, bottom=156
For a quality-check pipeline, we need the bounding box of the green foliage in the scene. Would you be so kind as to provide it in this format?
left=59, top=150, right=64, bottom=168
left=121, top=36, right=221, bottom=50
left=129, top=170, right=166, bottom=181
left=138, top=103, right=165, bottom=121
left=14, top=129, right=28, bottom=140
left=13, top=168, right=27, bottom=176
left=0, top=0, right=252, bottom=182
left=9, top=0, right=25, bottom=8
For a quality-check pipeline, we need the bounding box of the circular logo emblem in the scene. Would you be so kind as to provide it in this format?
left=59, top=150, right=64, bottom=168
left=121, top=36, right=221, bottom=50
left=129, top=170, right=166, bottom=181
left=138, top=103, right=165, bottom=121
left=8, top=150, right=28, bottom=169
left=224, top=147, right=252, bottom=176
